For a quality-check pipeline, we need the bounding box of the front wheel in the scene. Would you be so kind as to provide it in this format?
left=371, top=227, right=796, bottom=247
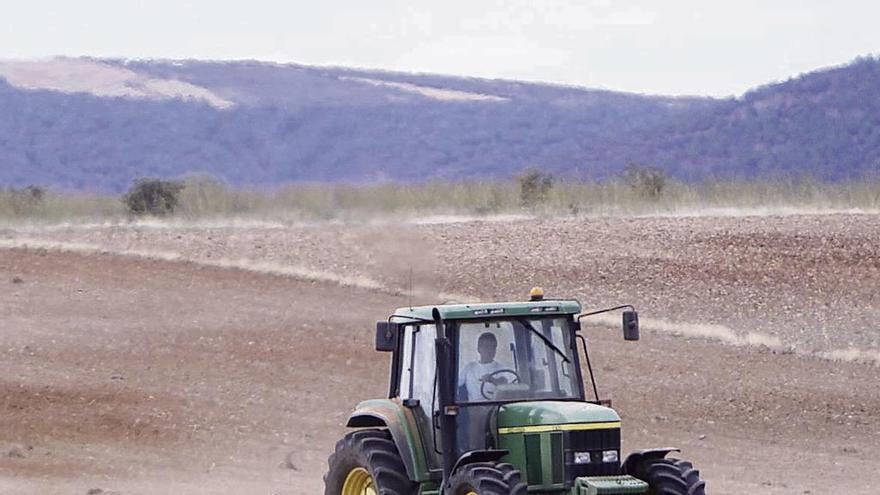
left=633, top=458, right=707, bottom=495
left=446, top=462, right=527, bottom=495
left=323, top=429, right=417, bottom=495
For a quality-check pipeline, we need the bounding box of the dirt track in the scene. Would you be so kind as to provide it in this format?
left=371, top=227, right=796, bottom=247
left=1, top=214, right=879, bottom=494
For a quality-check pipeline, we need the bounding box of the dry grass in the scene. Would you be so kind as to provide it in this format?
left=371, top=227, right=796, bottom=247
left=173, top=175, right=880, bottom=220
left=2, top=175, right=880, bottom=226
left=0, top=189, right=124, bottom=224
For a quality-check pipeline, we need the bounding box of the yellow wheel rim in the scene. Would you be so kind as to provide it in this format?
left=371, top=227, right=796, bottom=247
left=466, top=492, right=478, bottom=495
left=342, top=467, right=376, bottom=495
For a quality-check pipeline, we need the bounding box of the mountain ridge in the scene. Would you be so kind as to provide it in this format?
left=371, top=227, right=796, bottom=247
left=0, top=56, right=877, bottom=191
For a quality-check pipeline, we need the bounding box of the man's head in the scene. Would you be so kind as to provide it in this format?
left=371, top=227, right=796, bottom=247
left=477, top=332, right=498, bottom=363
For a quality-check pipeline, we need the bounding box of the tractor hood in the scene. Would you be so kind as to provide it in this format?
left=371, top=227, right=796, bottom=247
left=496, top=401, right=620, bottom=431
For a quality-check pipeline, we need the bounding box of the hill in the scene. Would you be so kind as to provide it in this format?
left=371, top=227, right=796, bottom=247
left=623, top=56, right=880, bottom=180
left=0, top=56, right=877, bottom=191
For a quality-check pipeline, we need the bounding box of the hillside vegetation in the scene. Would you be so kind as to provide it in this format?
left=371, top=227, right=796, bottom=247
left=0, top=56, right=879, bottom=191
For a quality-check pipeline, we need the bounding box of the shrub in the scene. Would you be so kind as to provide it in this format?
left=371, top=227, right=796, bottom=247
left=2, top=185, right=47, bottom=216
left=518, top=168, right=554, bottom=207
left=123, top=178, right=185, bottom=216
left=22, top=185, right=45, bottom=202
left=622, top=163, right=667, bottom=200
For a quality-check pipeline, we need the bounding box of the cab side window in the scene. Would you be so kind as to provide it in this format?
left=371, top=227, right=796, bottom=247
left=399, top=325, right=437, bottom=418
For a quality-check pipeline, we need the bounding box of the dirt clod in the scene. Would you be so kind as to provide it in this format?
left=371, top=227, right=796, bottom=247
left=7, top=445, right=27, bottom=458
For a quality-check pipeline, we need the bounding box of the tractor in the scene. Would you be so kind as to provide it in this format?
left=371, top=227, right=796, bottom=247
left=324, top=288, right=707, bottom=495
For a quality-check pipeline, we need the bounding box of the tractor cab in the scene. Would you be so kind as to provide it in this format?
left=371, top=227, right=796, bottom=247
left=325, top=290, right=707, bottom=495
left=385, top=297, right=590, bottom=459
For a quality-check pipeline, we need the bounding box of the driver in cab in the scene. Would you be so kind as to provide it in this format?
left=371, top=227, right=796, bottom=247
left=458, top=332, right=508, bottom=400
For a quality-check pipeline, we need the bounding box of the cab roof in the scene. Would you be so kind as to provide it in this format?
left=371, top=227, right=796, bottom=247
left=391, top=300, right=582, bottom=322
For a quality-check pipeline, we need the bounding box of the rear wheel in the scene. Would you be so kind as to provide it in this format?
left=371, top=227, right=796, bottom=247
left=633, top=458, right=707, bottom=495
left=324, top=429, right=417, bottom=495
left=447, top=462, right=527, bottom=495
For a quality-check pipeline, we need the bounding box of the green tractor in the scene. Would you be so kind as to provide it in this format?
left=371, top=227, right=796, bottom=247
left=324, top=289, right=707, bottom=495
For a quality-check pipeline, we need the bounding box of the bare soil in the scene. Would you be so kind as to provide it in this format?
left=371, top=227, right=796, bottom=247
left=1, top=213, right=879, bottom=494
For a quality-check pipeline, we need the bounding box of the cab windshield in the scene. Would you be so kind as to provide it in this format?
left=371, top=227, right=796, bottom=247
left=456, top=316, right=580, bottom=404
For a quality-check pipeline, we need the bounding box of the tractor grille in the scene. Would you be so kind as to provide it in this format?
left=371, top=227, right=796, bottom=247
left=564, top=428, right=621, bottom=481
left=523, top=432, right=566, bottom=486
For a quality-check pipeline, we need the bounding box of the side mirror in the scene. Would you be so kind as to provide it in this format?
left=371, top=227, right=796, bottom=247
left=376, top=322, right=400, bottom=352
left=622, top=311, right=639, bottom=341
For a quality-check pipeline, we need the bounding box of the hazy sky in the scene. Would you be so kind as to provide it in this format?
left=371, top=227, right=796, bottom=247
left=2, top=0, right=878, bottom=96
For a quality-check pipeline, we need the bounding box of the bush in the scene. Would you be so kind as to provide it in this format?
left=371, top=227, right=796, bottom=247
left=518, top=168, right=554, bottom=207
left=123, top=178, right=185, bottom=216
left=1, top=185, right=47, bottom=216
left=622, top=163, right=667, bottom=200
left=22, top=185, right=45, bottom=202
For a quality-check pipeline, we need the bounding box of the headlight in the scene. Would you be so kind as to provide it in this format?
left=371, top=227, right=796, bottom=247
left=573, top=451, right=591, bottom=464
left=602, top=450, right=619, bottom=463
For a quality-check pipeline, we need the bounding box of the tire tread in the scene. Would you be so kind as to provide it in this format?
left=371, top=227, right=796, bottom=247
left=324, top=429, right=416, bottom=495
left=448, top=461, right=527, bottom=495
left=634, top=457, right=708, bottom=495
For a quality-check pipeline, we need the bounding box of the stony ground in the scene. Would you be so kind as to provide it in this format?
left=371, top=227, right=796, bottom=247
left=9, top=213, right=879, bottom=355
left=1, top=212, right=878, bottom=494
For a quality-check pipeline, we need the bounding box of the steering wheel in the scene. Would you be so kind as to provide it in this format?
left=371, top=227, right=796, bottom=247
left=480, top=369, right=521, bottom=400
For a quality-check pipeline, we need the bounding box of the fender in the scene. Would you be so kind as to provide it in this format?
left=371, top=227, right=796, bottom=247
left=346, top=398, right=433, bottom=482
left=450, top=449, right=509, bottom=476
left=621, top=447, right=680, bottom=476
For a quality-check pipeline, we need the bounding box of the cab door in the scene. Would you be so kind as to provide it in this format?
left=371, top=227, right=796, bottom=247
left=398, top=324, right=440, bottom=468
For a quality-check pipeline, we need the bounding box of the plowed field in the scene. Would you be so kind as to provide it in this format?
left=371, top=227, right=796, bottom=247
left=1, top=213, right=878, bottom=494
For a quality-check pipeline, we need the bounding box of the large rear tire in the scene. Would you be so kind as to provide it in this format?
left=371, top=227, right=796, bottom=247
left=446, top=461, right=527, bottom=495
left=324, top=429, right=417, bottom=495
left=633, top=458, right=707, bottom=495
